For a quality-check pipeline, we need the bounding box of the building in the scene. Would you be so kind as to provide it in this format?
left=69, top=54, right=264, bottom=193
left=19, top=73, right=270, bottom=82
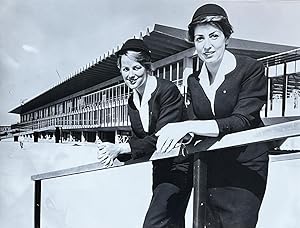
left=0, top=125, right=11, bottom=139
left=9, top=24, right=298, bottom=143
left=259, top=48, right=300, bottom=118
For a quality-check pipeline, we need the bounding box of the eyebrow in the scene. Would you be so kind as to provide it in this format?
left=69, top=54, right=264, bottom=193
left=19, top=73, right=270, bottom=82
left=195, top=30, right=220, bottom=37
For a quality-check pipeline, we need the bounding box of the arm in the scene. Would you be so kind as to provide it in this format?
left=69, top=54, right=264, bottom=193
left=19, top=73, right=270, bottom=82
left=156, top=60, right=267, bottom=152
left=215, top=60, right=267, bottom=135
left=129, top=83, right=185, bottom=159
left=184, top=60, right=266, bottom=137
left=98, top=83, right=185, bottom=164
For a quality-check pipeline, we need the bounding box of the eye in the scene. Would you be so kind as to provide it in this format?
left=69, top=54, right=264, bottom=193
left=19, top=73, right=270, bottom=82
left=194, top=36, right=204, bottom=43
left=121, top=67, right=129, bottom=72
left=210, top=33, right=219, bottom=40
left=133, top=65, right=142, bottom=71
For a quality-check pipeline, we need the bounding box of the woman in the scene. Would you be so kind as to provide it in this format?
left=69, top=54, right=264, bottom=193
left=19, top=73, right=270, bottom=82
left=156, top=4, right=269, bottom=228
left=97, top=39, right=193, bottom=228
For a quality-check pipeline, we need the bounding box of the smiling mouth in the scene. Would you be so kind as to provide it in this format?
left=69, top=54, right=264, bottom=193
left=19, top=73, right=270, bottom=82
left=127, top=78, right=138, bottom=84
left=203, top=52, right=215, bottom=57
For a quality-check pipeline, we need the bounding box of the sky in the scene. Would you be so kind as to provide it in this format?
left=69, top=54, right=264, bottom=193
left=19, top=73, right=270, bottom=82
left=1, top=0, right=300, bottom=125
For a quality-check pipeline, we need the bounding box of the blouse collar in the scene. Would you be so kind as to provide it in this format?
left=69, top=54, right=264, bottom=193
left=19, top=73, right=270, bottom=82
left=133, top=76, right=157, bottom=132
left=198, top=50, right=236, bottom=115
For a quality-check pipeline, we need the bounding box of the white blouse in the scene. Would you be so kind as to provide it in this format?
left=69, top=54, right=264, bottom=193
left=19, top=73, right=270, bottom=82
left=132, top=76, right=157, bottom=132
left=198, top=50, right=237, bottom=115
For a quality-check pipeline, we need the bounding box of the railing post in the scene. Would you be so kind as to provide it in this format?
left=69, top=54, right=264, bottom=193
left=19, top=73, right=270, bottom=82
left=34, top=180, right=41, bottom=228
left=193, top=153, right=207, bottom=228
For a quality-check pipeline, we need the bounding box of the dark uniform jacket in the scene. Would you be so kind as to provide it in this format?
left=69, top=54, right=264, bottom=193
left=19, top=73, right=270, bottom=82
left=187, top=54, right=269, bottom=198
left=126, top=78, right=192, bottom=190
left=187, top=53, right=270, bottom=227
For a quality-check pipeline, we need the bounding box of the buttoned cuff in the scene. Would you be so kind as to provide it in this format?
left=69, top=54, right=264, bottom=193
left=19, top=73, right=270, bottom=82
left=215, top=119, right=230, bottom=136
left=182, top=133, right=194, bottom=145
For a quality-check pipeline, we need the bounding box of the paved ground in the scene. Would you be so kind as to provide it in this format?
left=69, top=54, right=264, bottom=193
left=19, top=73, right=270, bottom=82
left=0, top=139, right=299, bottom=227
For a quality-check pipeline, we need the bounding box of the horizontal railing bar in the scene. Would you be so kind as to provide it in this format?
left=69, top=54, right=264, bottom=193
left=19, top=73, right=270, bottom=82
left=31, top=120, right=300, bottom=181
left=150, top=120, right=300, bottom=160
left=270, top=153, right=300, bottom=162
left=185, top=119, right=300, bottom=156
left=31, top=155, right=150, bottom=181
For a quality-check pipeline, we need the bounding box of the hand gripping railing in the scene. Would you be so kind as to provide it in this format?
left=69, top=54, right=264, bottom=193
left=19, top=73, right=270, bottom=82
left=31, top=119, right=300, bottom=228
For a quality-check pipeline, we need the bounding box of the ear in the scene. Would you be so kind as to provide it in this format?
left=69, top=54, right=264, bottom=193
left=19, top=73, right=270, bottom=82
left=225, top=37, right=230, bottom=46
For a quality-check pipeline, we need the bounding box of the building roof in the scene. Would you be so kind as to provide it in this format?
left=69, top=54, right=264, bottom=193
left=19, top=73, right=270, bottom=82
left=10, top=24, right=297, bottom=114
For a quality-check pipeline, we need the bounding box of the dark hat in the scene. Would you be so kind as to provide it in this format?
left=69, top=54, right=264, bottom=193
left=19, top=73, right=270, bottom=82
left=189, top=4, right=228, bottom=26
left=116, top=38, right=151, bottom=56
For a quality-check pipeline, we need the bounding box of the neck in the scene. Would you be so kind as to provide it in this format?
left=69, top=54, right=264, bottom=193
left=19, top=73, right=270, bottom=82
left=136, top=75, right=148, bottom=97
left=205, top=55, right=223, bottom=85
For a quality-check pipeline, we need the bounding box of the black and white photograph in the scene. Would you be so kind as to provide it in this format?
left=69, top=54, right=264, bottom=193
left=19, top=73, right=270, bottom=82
left=1, top=0, right=300, bottom=227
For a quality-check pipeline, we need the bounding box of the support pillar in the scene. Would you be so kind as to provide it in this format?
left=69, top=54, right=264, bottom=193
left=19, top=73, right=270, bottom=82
left=193, top=153, right=208, bottom=228
left=34, top=180, right=41, bottom=228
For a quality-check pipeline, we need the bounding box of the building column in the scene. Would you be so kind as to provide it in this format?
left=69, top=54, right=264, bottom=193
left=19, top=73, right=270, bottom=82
left=69, top=131, right=74, bottom=142
left=96, top=131, right=101, bottom=143
left=282, top=62, right=288, bottom=117
left=182, top=56, right=193, bottom=100
left=115, top=130, right=119, bottom=144
left=81, top=131, right=86, bottom=142
left=183, top=56, right=193, bottom=88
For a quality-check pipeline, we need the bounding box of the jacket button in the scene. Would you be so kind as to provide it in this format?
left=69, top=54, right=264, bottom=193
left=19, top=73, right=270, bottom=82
left=223, top=90, right=227, bottom=94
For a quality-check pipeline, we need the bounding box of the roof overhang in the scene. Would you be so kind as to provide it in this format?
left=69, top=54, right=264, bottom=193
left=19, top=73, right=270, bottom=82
left=10, top=24, right=297, bottom=114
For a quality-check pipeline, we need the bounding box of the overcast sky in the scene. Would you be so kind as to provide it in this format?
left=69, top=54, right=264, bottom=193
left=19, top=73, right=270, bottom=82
left=1, top=0, right=300, bottom=125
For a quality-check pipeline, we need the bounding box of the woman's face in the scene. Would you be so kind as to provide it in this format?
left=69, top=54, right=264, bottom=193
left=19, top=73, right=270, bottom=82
left=120, top=53, right=147, bottom=91
left=194, top=23, right=227, bottom=65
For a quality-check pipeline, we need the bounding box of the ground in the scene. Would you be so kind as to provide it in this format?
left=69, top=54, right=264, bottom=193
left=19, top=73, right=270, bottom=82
left=0, top=138, right=299, bottom=228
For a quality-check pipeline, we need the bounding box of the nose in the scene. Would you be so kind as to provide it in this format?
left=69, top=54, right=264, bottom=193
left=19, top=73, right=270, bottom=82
left=203, top=39, right=212, bottom=51
left=127, top=69, right=135, bottom=79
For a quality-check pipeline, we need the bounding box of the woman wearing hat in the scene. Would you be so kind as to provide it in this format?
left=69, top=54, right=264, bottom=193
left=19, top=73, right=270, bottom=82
left=156, top=4, right=269, bottom=228
left=97, top=38, right=193, bottom=228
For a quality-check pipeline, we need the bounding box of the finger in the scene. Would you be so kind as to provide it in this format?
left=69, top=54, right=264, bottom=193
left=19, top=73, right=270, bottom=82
left=161, top=139, right=173, bottom=153
left=98, top=154, right=108, bottom=162
left=156, top=136, right=168, bottom=153
left=97, top=150, right=108, bottom=158
left=97, top=144, right=105, bottom=150
left=103, top=157, right=112, bottom=167
left=165, top=140, right=178, bottom=153
left=156, top=135, right=169, bottom=150
left=108, top=159, right=114, bottom=167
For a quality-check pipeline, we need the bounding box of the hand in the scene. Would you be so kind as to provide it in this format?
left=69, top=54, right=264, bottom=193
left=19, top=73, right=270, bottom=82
left=156, top=122, right=191, bottom=154
left=97, top=142, right=121, bottom=167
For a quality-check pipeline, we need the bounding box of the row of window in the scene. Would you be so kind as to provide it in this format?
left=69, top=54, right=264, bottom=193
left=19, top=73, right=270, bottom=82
left=21, top=59, right=185, bottom=124
left=19, top=56, right=300, bottom=127
left=23, top=103, right=130, bottom=131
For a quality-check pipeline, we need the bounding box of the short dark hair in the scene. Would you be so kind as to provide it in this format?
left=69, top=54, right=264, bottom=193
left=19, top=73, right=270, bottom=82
left=117, top=50, right=152, bottom=72
left=188, top=15, right=233, bottom=42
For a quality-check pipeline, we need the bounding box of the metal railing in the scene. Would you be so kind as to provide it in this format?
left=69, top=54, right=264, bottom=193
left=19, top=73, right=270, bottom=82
left=31, top=119, right=300, bottom=228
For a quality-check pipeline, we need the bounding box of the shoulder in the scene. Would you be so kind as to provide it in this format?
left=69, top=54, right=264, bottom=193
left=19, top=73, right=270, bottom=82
left=187, top=70, right=200, bottom=86
left=235, top=54, right=264, bottom=70
left=156, top=77, right=175, bottom=87
left=154, top=78, right=183, bottom=103
left=156, top=78, right=178, bottom=91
